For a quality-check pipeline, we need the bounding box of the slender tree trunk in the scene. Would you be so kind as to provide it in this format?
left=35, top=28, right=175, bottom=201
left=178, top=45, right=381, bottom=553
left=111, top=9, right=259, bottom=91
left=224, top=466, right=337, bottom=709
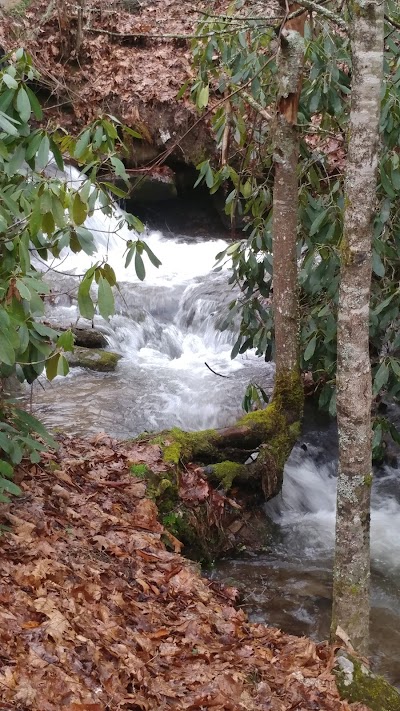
left=271, top=5, right=306, bottom=411
left=331, top=0, right=384, bottom=655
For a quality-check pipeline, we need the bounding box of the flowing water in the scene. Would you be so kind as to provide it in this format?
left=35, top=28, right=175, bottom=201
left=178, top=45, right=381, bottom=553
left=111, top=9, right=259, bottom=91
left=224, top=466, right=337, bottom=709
left=31, top=168, right=400, bottom=685
left=212, top=418, right=400, bottom=686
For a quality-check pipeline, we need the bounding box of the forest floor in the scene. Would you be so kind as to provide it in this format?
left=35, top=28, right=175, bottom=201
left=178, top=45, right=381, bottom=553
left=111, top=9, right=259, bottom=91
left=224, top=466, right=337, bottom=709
left=0, top=0, right=228, bottom=129
left=0, top=433, right=370, bottom=711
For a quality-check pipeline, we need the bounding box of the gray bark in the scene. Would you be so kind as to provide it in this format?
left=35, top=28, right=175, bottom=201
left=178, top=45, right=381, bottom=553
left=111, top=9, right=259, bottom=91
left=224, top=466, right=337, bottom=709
left=272, top=10, right=305, bottom=379
left=331, top=0, right=384, bottom=655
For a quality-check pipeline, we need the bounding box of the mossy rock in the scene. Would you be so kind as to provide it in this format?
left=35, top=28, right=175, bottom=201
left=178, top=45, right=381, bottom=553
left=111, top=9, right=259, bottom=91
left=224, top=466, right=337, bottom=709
left=66, top=347, right=121, bottom=372
left=335, top=652, right=400, bottom=711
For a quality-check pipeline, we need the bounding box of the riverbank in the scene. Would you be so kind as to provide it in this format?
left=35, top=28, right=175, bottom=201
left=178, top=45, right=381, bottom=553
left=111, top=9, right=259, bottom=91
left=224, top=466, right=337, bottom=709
left=0, top=433, right=370, bottom=710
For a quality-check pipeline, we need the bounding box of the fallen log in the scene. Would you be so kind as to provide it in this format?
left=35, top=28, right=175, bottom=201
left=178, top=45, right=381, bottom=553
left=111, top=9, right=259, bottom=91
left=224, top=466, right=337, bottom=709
left=135, top=371, right=303, bottom=559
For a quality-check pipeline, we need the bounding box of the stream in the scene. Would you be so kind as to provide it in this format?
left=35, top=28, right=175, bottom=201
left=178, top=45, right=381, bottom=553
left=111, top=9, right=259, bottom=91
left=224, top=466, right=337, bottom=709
left=30, top=171, right=400, bottom=686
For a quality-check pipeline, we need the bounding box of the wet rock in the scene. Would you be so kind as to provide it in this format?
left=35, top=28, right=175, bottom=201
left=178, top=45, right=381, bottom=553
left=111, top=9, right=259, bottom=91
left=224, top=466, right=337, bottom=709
left=71, top=326, right=108, bottom=349
left=66, top=347, right=121, bottom=372
left=128, top=168, right=178, bottom=203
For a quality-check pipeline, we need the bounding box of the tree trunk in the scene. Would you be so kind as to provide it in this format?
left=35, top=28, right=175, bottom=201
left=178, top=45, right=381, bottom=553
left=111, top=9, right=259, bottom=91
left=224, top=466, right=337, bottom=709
left=273, top=6, right=306, bottom=384
left=140, top=7, right=307, bottom=559
left=331, top=0, right=384, bottom=655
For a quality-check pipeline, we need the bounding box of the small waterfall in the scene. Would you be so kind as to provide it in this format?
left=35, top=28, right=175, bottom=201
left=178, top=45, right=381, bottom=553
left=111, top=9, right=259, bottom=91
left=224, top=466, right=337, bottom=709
left=34, top=166, right=274, bottom=435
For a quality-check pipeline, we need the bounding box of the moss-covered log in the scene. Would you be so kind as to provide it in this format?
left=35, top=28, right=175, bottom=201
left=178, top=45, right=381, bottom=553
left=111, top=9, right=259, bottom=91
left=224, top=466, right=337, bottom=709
left=132, top=371, right=302, bottom=560
left=147, top=370, right=303, bottom=502
left=335, top=652, right=400, bottom=711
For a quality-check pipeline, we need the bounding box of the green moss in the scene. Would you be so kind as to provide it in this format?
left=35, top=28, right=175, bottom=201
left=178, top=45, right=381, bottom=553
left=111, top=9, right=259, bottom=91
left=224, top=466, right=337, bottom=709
left=210, top=461, right=243, bottom=490
left=6, top=0, right=32, bottom=16
left=67, top=347, right=121, bottom=372
left=162, top=510, right=192, bottom=541
left=340, top=235, right=352, bottom=266
left=162, top=427, right=216, bottom=464
left=129, top=463, right=149, bottom=477
left=335, top=654, right=400, bottom=711
left=364, top=473, right=373, bottom=487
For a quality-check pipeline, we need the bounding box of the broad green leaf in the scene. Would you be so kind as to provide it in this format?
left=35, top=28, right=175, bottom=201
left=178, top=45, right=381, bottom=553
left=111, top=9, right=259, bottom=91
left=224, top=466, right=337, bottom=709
left=14, top=407, right=56, bottom=446
left=135, top=251, right=145, bottom=281
left=15, top=278, right=31, bottom=300
left=142, top=241, right=161, bottom=268
left=3, top=73, right=18, bottom=89
left=72, top=193, right=87, bottom=226
left=0, top=478, right=21, bottom=496
left=76, top=226, right=95, bottom=254
left=0, top=333, right=15, bottom=366
left=101, top=118, right=118, bottom=139
left=231, top=336, right=242, bottom=360
left=102, top=263, right=117, bottom=286
left=42, top=212, right=55, bottom=235
left=16, top=86, right=31, bottom=123
left=33, top=322, right=57, bottom=339
left=310, top=209, right=329, bottom=237
left=19, top=235, right=31, bottom=273
left=78, top=277, right=95, bottom=320
left=97, top=275, right=114, bottom=319
left=198, top=84, right=209, bottom=109
left=304, top=334, right=317, bottom=361
left=123, top=126, right=141, bottom=139
left=100, top=181, right=127, bottom=198
left=49, top=138, right=64, bottom=170
left=36, top=135, right=50, bottom=171
left=125, top=243, right=136, bottom=268
left=0, top=111, right=19, bottom=136
left=110, top=156, right=128, bottom=181
left=241, top=180, right=252, bottom=199
left=57, top=329, right=74, bottom=352
left=372, top=250, right=385, bottom=277
left=26, top=86, right=43, bottom=120
left=176, top=80, right=189, bottom=100
left=390, top=358, right=400, bottom=379
left=0, top=460, right=13, bottom=478
left=46, top=353, right=60, bottom=381
left=372, top=292, right=396, bottom=315
left=57, top=354, right=69, bottom=376
left=373, top=361, right=389, bottom=395
left=74, top=129, right=91, bottom=159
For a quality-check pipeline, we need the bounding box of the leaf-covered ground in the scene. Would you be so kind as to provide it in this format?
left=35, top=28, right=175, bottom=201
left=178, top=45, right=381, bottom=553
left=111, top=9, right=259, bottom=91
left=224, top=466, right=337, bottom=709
left=0, top=434, right=370, bottom=710
left=0, top=0, right=220, bottom=126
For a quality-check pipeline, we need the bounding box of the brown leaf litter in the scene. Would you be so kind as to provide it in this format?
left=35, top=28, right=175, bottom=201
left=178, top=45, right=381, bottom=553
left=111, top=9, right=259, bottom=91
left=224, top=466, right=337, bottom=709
left=0, top=433, right=371, bottom=710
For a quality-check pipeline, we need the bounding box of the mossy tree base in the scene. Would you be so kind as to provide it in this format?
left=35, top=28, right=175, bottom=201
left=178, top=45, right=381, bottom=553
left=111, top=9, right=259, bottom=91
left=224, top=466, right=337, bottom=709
left=157, top=370, right=303, bottom=500
left=134, top=370, right=303, bottom=560
left=335, top=652, right=400, bottom=711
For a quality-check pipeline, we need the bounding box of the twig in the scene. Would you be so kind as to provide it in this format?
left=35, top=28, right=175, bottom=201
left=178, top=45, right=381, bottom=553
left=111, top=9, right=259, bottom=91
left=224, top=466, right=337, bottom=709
left=205, top=362, right=231, bottom=378
left=241, top=91, right=272, bottom=121
left=385, top=12, right=400, bottom=31
left=221, top=99, right=231, bottom=165
left=295, top=0, right=347, bottom=28
left=85, top=25, right=267, bottom=40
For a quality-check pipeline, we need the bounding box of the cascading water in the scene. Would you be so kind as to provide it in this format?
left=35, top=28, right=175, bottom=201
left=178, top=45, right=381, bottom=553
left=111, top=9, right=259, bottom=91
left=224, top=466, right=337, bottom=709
left=32, top=166, right=273, bottom=435
left=32, top=167, right=400, bottom=685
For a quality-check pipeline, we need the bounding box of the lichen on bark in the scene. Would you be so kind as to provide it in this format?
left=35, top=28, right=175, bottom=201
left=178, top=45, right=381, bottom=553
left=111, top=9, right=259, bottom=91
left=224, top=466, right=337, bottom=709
left=332, top=0, right=384, bottom=655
